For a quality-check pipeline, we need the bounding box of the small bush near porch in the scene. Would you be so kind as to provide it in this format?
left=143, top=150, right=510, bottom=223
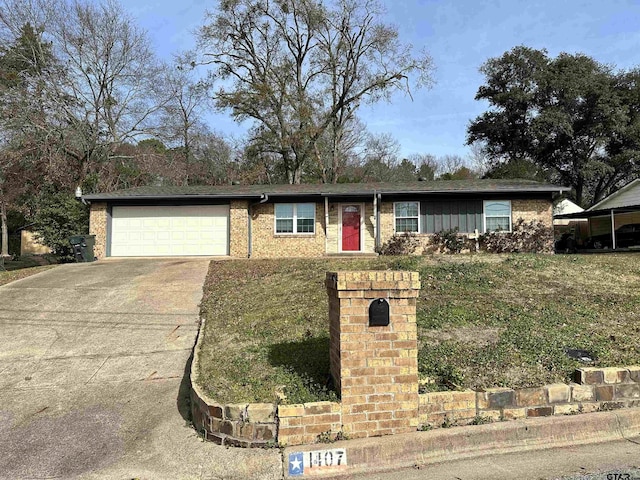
left=197, top=254, right=640, bottom=404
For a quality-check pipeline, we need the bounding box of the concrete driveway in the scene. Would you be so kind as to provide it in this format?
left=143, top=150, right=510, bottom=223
left=0, top=259, right=281, bottom=480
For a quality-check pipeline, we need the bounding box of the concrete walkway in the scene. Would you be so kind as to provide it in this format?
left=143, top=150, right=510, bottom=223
left=0, top=259, right=281, bottom=480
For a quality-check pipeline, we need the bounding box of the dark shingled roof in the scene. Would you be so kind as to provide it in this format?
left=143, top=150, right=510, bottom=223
left=83, top=179, right=566, bottom=201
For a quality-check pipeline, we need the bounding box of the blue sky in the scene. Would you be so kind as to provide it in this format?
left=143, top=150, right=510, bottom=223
left=132, top=0, right=640, bottom=159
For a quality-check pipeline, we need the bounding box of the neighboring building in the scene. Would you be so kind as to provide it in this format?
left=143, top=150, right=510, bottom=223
left=553, top=199, right=585, bottom=226
left=553, top=199, right=588, bottom=245
left=20, top=230, right=52, bottom=256
left=83, top=180, right=565, bottom=259
left=555, top=179, right=640, bottom=249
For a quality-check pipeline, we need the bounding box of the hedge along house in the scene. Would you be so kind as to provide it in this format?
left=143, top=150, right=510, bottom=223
left=83, top=180, right=565, bottom=259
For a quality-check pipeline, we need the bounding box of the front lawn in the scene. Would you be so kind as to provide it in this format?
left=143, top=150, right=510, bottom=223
left=197, top=254, right=640, bottom=404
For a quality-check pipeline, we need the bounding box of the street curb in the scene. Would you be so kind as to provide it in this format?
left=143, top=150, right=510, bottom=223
left=283, top=407, right=640, bottom=478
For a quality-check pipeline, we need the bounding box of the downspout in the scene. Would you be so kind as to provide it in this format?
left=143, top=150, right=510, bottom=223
left=376, top=193, right=382, bottom=251
left=373, top=191, right=377, bottom=252
left=324, top=196, right=329, bottom=255
left=611, top=209, right=616, bottom=250
left=247, top=207, right=251, bottom=258
left=248, top=193, right=269, bottom=258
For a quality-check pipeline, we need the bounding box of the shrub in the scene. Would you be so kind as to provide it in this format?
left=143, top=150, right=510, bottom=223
left=432, top=227, right=466, bottom=254
left=376, top=232, right=419, bottom=255
left=31, top=189, right=89, bottom=261
left=480, top=219, right=553, bottom=253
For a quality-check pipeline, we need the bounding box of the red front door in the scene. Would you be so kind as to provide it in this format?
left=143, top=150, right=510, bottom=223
left=342, top=205, right=361, bottom=251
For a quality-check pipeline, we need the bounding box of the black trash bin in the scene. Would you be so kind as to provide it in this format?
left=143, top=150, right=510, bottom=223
left=69, top=235, right=96, bottom=262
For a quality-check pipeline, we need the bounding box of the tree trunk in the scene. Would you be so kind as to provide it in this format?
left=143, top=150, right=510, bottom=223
left=0, top=196, right=9, bottom=258
left=575, top=178, right=584, bottom=208
left=183, top=122, right=190, bottom=186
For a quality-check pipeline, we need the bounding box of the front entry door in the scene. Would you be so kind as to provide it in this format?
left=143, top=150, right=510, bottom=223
left=341, top=205, right=361, bottom=252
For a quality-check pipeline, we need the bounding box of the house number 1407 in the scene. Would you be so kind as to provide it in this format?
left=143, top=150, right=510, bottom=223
left=307, top=448, right=346, bottom=468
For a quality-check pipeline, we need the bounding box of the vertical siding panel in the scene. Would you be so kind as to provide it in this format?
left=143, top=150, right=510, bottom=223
left=459, top=201, right=468, bottom=233
left=420, top=199, right=484, bottom=234
left=442, top=202, right=451, bottom=231
left=420, top=201, right=428, bottom=234
left=434, top=202, right=442, bottom=233
left=450, top=201, right=459, bottom=231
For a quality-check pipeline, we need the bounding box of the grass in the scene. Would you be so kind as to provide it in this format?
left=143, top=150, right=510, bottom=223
left=0, top=265, right=56, bottom=286
left=197, top=254, right=640, bottom=404
left=0, top=255, right=58, bottom=286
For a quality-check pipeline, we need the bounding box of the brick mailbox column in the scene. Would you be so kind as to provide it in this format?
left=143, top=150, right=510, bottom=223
left=325, top=271, right=420, bottom=439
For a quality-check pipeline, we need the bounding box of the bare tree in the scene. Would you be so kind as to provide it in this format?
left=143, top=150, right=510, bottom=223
left=158, top=61, right=213, bottom=185
left=407, top=153, right=438, bottom=181
left=467, top=141, right=490, bottom=177
left=52, top=0, right=167, bottom=179
left=0, top=0, right=168, bottom=190
left=197, top=0, right=434, bottom=183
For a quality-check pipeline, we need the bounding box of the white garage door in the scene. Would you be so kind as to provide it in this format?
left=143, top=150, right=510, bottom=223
left=110, top=205, right=229, bottom=257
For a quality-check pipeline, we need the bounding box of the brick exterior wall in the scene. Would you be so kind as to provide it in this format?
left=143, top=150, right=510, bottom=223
left=229, top=200, right=249, bottom=257
left=512, top=199, right=553, bottom=226
left=419, top=366, right=640, bottom=429
left=89, top=202, right=107, bottom=259
left=326, top=203, right=339, bottom=254
left=326, top=271, right=421, bottom=439
left=379, top=201, right=395, bottom=247
left=250, top=202, right=326, bottom=258
left=89, top=196, right=553, bottom=260
left=363, top=203, right=376, bottom=253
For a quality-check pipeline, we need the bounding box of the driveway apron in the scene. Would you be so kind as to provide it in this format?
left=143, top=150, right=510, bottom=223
left=0, top=259, right=281, bottom=480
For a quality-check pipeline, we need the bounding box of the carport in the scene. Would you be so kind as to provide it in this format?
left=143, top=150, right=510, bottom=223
left=555, top=179, right=640, bottom=250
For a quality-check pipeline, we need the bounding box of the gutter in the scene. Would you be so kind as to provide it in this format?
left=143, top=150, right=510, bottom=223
left=82, top=193, right=268, bottom=201
left=82, top=186, right=569, bottom=202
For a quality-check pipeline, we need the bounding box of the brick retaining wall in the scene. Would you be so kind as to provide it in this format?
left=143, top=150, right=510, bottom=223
left=419, top=366, right=640, bottom=429
left=191, top=365, right=640, bottom=447
left=277, top=402, right=342, bottom=446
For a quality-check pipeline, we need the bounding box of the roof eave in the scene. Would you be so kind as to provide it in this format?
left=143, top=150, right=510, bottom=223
left=555, top=205, right=640, bottom=219
left=83, top=186, right=566, bottom=202
left=587, top=179, right=640, bottom=211
left=82, top=193, right=266, bottom=202
left=373, top=187, right=565, bottom=195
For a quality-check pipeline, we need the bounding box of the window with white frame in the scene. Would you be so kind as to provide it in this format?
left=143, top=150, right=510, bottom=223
left=394, top=202, right=419, bottom=233
left=484, top=200, right=511, bottom=232
left=275, top=203, right=315, bottom=234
